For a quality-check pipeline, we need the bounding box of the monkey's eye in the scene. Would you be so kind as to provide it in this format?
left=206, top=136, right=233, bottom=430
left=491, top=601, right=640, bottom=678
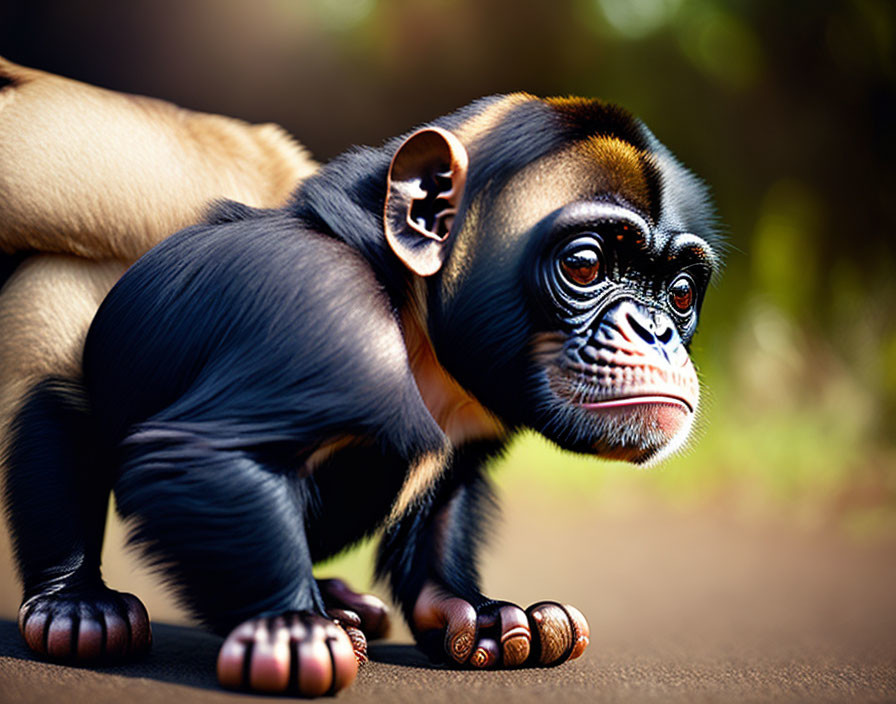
left=558, top=240, right=603, bottom=287
left=668, top=274, right=696, bottom=315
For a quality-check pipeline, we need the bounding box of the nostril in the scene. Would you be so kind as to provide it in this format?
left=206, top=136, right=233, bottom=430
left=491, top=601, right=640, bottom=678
left=655, top=324, right=673, bottom=345
left=625, top=312, right=655, bottom=344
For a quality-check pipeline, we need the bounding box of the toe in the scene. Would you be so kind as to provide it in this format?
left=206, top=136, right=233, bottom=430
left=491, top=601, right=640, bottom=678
left=526, top=602, right=578, bottom=666
left=412, top=583, right=477, bottom=665
left=46, top=613, right=75, bottom=659
left=295, top=620, right=335, bottom=697
left=323, top=620, right=359, bottom=691
left=563, top=604, right=590, bottom=660
left=248, top=619, right=292, bottom=692
left=20, top=604, right=48, bottom=654
left=498, top=605, right=531, bottom=667
left=469, top=637, right=499, bottom=669
left=102, top=608, right=129, bottom=657
left=442, top=599, right=477, bottom=664
left=216, top=633, right=250, bottom=690
left=75, top=612, right=103, bottom=661
left=120, top=592, right=152, bottom=655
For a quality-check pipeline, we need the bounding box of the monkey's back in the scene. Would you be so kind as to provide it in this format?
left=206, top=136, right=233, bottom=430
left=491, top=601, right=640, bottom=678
left=83, top=213, right=424, bottom=454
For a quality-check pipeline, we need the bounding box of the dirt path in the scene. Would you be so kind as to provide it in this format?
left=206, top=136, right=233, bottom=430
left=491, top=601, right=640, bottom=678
left=1, top=497, right=895, bottom=703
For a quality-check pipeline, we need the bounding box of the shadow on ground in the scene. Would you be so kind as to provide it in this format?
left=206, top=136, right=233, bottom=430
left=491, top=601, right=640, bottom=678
left=0, top=619, right=223, bottom=691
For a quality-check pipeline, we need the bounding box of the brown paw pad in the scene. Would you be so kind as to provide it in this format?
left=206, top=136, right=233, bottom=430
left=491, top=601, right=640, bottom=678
left=217, top=611, right=358, bottom=697
left=18, top=590, right=151, bottom=662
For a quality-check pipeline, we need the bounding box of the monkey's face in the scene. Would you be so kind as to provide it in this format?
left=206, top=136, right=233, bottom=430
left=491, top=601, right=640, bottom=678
left=431, top=139, right=719, bottom=465
left=525, top=200, right=713, bottom=464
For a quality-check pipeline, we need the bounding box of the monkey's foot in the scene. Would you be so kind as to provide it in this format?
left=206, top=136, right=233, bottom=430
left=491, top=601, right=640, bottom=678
left=18, top=588, right=151, bottom=662
left=318, top=577, right=391, bottom=640
left=217, top=611, right=358, bottom=697
left=412, top=582, right=589, bottom=669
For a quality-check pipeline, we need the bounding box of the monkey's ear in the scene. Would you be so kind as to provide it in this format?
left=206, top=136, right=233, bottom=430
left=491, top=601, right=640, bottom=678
left=384, top=127, right=469, bottom=277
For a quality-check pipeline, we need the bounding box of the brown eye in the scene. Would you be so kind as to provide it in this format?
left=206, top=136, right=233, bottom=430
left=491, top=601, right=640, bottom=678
left=560, top=248, right=602, bottom=286
left=668, top=275, right=695, bottom=314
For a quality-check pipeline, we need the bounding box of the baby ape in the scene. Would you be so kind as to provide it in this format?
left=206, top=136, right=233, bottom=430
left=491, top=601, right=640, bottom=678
left=5, top=94, right=721, bottom=696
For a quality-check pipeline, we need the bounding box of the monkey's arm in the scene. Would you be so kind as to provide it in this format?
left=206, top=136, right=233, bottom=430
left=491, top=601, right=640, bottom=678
left=0, top=57, right=316, bottom=261
left=376, top=443, right=589, bottom=669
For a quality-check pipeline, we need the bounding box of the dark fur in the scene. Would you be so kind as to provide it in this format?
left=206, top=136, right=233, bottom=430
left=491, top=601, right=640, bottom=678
left=4, top=95, right=721, bottom=640
left=0, top=252, right=26, bottom=292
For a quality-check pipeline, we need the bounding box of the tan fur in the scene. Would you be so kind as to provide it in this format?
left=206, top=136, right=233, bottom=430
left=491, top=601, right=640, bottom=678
left=401, top=286, right=505, bottom=447
left=0, top=58, right=318, bottom=473
left=387, top=449, right=451, bottom=527
left=378, top=281, right=506, bottom=525
left=0, top=57, right=316, bottom=260
left=300, top=435, right=371, bottom=478
left=0, top=255, right=126, bottom=458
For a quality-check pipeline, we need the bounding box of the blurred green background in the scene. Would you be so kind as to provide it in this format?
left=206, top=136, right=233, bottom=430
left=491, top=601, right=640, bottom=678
left=1, top=0, right=894, bottom=608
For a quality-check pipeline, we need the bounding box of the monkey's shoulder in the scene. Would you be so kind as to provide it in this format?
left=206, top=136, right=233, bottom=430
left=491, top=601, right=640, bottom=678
left=84, top=212, right=415, bottom=433
left=98, top=211, right=388, bottom=336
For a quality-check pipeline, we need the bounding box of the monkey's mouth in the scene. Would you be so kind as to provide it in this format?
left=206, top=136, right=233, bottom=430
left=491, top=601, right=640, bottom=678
left=578, top=394, right=693, bottom=449
left=536, top=355, right=701, bottom=464
left=580, top=394, right=693, bottom=414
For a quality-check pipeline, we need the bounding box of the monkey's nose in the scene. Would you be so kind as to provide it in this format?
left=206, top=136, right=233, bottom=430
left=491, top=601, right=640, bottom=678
left=594, top=300, right=686, bottom=366
left=624, top=308, right=674, bottom=346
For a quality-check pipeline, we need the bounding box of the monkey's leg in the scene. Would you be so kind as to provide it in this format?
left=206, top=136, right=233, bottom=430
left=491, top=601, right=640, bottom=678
left=113, top=425, right=357, bottom=696
left=378, top=443, right=589, bottom=670
left=6, top=378, right=150, bottom=661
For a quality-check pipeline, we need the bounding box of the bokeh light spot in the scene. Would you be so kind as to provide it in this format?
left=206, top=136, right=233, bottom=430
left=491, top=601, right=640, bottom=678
left=594, top=0, right=682, bottom=39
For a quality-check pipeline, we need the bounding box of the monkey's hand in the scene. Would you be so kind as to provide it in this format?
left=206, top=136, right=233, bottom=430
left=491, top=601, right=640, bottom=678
left=412, top=582, right=589, bottom=669
left=217, top=611, right=358, bottom=697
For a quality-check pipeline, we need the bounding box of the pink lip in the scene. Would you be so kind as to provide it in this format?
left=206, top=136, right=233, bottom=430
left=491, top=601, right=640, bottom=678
left=580, top=395, right=694, bottom=414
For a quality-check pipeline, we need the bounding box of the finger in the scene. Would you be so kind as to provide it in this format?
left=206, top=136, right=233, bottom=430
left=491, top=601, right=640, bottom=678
left=526, top=602, right=575, bottom=666
left=102, top=608, right=128, bottom=657
left=247, top=618, right=290, bottom=692
left=469, top=637, right=499, bottom=669
left=296, top=620, right=334, bottom=697
left=562, top=604, right=590, bottom=660
left=216, top=633, right=250, bottom=689
left=75, top=611, right=104, bottom=661
left=120, top=592, right=152, bottom=655
left=327, top=607, right=361, bottom=629
left=46, top=613, right=74, bottom=659
left=21, top=607, right=48, bottom=654
left=498, top=605, right=531, bottom=667
left=442, top=598, right=478, bottom=664
left=323, top=620, right=359, bottom=691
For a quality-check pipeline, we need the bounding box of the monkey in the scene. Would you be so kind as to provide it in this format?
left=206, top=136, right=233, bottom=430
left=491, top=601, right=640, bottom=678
left=3, top=92, right=721, bottom=697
